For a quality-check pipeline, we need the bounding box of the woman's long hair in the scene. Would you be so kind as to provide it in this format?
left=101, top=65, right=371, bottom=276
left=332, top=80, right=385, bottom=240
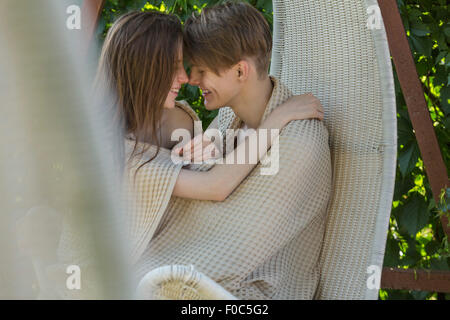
left=93, top=11, right=183, bottom=179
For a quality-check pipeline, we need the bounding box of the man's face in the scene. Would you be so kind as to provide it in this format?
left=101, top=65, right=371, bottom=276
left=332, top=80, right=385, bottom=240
left=188, top=64, right=242, bottom=110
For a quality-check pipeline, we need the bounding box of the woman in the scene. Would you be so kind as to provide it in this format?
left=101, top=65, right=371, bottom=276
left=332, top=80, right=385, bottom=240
left=95, top=10, right=324, bottom=202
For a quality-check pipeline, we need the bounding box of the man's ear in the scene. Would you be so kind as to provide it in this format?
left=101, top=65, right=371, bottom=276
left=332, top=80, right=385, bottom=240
left=236, top=60, right=250, bottom=81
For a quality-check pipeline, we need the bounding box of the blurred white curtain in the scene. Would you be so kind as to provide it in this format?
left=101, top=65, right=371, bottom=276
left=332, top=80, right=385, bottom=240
left=0, top=0, right=132, bottom=299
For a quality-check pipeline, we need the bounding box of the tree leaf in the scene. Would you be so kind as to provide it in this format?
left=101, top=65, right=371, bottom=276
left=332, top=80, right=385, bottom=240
left=444, top=27, right=450, bottom=38
left=397, top=194, right=431, bottom=237
left=409, top=34, right=432, bottom=57
left=410, top=21, right=430, bottom=36
left=411, top=290, right=429, bottom=300
left=433, top=64, right=448, bottom=86
left=398, top=142, right=420, bottom=177
left=430, top=257, right=449, bottom=270
left=440, top=86, right=450, bottom=115
left=383, top=237, right=401, bottom=267
left=394, top=176, right=415, bottom=201
left=397, top=114, right=414, bottom=143
left=425, top=240, right=440, bottom=256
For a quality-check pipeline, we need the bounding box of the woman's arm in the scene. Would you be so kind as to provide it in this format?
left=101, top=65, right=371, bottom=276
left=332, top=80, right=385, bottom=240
left=172, top=93, right=324, bottom=201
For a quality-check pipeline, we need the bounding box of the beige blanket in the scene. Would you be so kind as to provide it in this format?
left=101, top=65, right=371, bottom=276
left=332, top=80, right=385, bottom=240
left=131, top=76, right=333, bottom=299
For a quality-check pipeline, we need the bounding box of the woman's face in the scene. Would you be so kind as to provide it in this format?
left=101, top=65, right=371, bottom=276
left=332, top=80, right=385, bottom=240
left=163, top=48, right=188, bottom=109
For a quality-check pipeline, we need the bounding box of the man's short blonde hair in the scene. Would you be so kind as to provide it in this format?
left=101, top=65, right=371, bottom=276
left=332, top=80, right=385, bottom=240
left=183, top=1, right=272, bottom=78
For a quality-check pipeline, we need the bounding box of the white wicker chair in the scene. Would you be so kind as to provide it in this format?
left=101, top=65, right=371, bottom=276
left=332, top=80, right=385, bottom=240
left=143, top=0, right=396, bottom=300
left=135, top=265, right=238, bottom=300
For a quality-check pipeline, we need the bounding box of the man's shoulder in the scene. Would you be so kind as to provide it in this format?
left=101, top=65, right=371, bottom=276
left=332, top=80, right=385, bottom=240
left=283, top=117, right=329, bottom=133
left=280, top=118, right=330, bottom=148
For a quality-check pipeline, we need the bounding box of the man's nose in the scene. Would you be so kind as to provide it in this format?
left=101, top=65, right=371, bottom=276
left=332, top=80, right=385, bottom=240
left=188, top=73, right=200, bottom=86
left=178, top=68, right=189, bottom=85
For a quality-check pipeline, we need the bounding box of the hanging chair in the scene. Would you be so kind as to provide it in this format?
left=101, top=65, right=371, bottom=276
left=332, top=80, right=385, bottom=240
left=135, top=265, right=238, bottom=300
left=271, top=0, right=396, bottom=300
left=138, top=0, right=396, bottom=300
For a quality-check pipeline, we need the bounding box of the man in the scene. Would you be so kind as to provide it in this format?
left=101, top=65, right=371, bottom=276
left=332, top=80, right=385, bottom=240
left=134, top=1, right=333, bottom=299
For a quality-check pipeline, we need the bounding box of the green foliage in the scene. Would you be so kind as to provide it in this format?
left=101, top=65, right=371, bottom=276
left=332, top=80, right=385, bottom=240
left=96, top=0, right=449, bottom=299
left=380, top=0, right=450, bottom=300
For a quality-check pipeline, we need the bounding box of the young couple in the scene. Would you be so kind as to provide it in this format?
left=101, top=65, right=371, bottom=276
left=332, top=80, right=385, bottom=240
left=98, top=1, right=333, bottom=299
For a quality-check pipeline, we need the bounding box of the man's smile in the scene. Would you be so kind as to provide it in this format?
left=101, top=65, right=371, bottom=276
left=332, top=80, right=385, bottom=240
left=201, top=88, right=212, bottom=97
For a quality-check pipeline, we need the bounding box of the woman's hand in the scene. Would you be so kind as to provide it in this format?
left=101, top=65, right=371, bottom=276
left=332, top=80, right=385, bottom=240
left=278, top=93, right=324, bottom=125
